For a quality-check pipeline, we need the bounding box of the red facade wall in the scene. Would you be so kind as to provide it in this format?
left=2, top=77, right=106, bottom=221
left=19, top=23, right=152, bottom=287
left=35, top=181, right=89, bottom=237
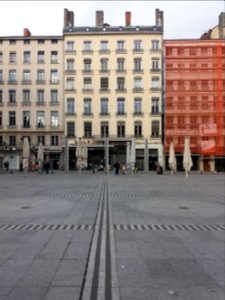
left=164, top=39, right=225, bottom=157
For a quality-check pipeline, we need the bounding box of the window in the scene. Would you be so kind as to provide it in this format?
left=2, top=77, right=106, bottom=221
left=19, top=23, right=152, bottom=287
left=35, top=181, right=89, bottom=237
left=117, top=77, right=125, bottom=90
left=134, top=40, right=142, bottom=51
left=100, top=77, right=108, bottom=90
left=152, top=57, right=160, bottom=70
left=100, top=41, right=108, bottom=51
left=37, top=136, right=45, bottom=146
left=134, top=58, right=142, bottom=71
left=100, top=98, right=108, bottom=115
left=84, top=98, right=92, bottom=115
left=9, top=111, right=16, bottom=126
left=151, top=40, right=159, bottom=50
left=117, top=121, right=125, bottom=137
left=37, top=51, right=45, bottom=63
left=67, top=122, right=75, bottom=137
left=0, top=90, right=2, bottom=104
left=83, top=77, right=92, bottom=90
left=37, top=90, right=45, bottom=105
left=23, top=111, right=30, bottom=128
left=83, top=41, right=92, bottom=51
left=37, top=69, right=45, bottom=82
left=9, top=40, right=16, bottom=45
left=9, top=136, right=16, bottom=147
left=51, top=136, right=59, bottom=146
left=101, top=122, right=109, bottom=137
left=134, top=97, right=142, bottom=114
left=0, top=112, right=2, bottom=126
left=152, top=120, right=160, bottom=136
left=134, top=121, right=142, bottom=137
left=151, top=97, right=159, bottom=114
left=38, top=39, right=45, bottom=44
left=37, top=111, right=45, bottom=128
left=50, top=111, right=59, bottom=128
left=51, top=51, right=58, bottom=63
left=51, top=39, right=58, bottom=44
left=117, top=98, right=125, bottom=115
left=84, top=122, right=92, bottom=137
left=117, top=40, right=125, bottom=50
left=50, top=70, right=58, bottom=83
left=117, top=58, right=125, bottom=71
left=0, top=52, right=3, bottom=63
left=134, top=77, right=142, bottom=89
left=66, top=41, right=74, bottom=51
left=23, top=51, right=31, bottom=63
left=84, top=59, right=92, bottom=71
left=23, top=70, right=31, bottom=82
left=0, top=70, right=3, bottom=82
left=23, top=90, right=30, bottom=104
left=8, top=70, right=16, bottom=81
left=100, top=58, right=108, bottom=71
left=66, top=59, right=74, bottom=71
left=9, top=52, right=16, bottom=63
left=23, top=40, right=30, bottom=45
left=66, top=77, right=75, bottom=90
left=51, top=90, right=58, bottom=104
left=67, top=98, right=75, bottom=114
left=151, top=76, right=160, bottom=89
left=9, top=90, right=16, bottom=104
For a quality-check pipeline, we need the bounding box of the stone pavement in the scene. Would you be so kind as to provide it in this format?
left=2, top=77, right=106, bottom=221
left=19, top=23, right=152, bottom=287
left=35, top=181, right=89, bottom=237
left=0, top=170, right=224, bottom=300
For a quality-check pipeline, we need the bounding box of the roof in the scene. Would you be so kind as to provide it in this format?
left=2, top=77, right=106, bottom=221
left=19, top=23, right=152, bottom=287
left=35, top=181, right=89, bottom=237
left=0, top=36, right=63, bottom=40
left=63, top=25, right=163, bottom=35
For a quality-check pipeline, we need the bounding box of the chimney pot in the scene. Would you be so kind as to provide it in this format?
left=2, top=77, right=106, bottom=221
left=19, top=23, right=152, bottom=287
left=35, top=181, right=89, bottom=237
left=23, top=28, right=31, bottom=37
left=96, top=11, right=104, bottom=27
left=125, top=11, right=131, bottom=26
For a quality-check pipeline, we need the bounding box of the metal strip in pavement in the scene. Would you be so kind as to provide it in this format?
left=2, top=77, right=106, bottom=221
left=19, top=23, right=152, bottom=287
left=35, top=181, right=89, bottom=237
left=0, top=224, right=93, bottom=231
left=114, top=224, right=225, bottom=231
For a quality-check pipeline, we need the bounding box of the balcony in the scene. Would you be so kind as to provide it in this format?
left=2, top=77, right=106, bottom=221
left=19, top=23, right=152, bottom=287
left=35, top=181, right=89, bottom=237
left=133, top=87, right=144, bottom=93
left=82, top=70, right=93, bottom=75
left=82, top=89, right=93, bottom=93
left=7, top=80, right=18, bottom=85
left=7, top=102, right=17, bottom=106
left=22, top=101, right=31, bottom=106
left=65, top=70, right=76, bottom=75
left=36, top=101, right=46, bottom=106
left=93, top=134, right=133, bottom=142
left=116, top=88, right=127, bottom=93
left=116, top=49, right=127, bottom=54
left=99, top=88, right=110, bottom=93
left=49, top=80, right=60, bottom=85
left=150, top=87, right=161, bottom=92
left=133, top=112, right=144, bottom=117
left=22, top=80, right=32, bottom=85
left=36, top=80, right=46, bottom=85
left=132, top=48, right=144, bottom=53
left=99, top=49, right=110, bottom=54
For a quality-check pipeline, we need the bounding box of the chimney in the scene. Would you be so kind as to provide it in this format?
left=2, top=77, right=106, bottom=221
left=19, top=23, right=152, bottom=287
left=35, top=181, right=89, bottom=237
left=64, top=8, right=74, bottom=28
left=155, top=8, right=164, bottom=28
left=23, top=28, right=31, bottom=37
left=96, top=11, right=104, bottom=27
left=125, top=11, right=131, bottom=26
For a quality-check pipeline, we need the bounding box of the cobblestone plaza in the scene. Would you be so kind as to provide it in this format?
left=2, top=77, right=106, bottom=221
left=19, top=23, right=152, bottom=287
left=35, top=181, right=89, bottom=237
left=0, top=171, right=224, bottom=300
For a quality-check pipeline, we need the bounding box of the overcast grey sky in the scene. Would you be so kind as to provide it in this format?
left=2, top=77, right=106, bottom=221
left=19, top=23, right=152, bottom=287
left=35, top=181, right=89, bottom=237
left=0, top=1, right=224, bottom=38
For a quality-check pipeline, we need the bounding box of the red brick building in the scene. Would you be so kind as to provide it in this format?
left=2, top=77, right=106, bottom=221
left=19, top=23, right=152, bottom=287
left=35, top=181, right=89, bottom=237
left=164, top=39, right=225, bottom=172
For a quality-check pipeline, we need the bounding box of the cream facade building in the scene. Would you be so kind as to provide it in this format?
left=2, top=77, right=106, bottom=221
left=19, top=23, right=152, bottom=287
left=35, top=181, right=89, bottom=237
left=0, top=30, right=64, bottom=170
left=63, top=9, right=164, bottom=171
left=0, top=9, right=164, bottom=172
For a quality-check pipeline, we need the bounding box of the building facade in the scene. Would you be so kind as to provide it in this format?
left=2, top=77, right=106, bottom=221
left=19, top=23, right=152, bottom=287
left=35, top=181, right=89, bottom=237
left=63, top=9, right=164, bottom=171
left=0, top=30, right=64, bottom=170
left=164, top=39, right=225, bottom=172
